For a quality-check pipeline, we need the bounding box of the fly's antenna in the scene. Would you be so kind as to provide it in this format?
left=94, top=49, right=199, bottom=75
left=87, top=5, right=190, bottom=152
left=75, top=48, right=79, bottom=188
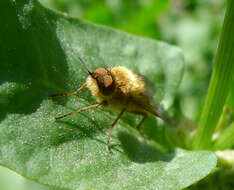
left=76, top=56, right=93, bottom=75
left=101, top=57, right=108, bottom=69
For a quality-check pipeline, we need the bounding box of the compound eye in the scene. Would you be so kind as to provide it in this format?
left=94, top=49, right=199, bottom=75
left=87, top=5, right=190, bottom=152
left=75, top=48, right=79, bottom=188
left=92, top=68, right=107, bottom=79
left=92, top=68, right=115, bottom=95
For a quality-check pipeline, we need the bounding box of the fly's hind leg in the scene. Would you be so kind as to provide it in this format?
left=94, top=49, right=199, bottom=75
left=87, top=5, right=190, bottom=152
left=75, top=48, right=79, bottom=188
left=136, top=114, right=147, bottom=137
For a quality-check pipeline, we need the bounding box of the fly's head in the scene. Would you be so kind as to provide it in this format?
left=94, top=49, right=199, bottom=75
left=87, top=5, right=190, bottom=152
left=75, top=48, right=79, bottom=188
left=91, top=68, right=115, bottom=96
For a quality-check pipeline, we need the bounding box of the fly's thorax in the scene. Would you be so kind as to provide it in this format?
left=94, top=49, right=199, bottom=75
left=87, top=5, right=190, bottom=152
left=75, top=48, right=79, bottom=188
left=110, top=66, right=146, bottom=96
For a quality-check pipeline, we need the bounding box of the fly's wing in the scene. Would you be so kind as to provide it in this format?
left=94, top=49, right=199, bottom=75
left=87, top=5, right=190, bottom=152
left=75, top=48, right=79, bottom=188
left=138, top=92, right=174, bottom=126
left=140, top=75, right=156, bottom=98
left=136, top=77, right=174, bottom=126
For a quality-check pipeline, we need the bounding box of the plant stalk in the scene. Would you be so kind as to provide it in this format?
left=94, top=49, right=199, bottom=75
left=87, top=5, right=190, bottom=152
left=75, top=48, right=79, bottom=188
left=193, top=0, right=234, bottom=149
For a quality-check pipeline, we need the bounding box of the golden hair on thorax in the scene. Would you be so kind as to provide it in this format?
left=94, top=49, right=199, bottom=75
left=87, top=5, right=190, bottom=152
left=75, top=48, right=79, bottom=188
left=50, top=56, right=173, bottom=152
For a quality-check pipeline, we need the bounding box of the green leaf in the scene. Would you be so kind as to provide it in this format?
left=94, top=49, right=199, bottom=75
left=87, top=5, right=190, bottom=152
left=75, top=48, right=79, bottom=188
left=214, top=122, right=234, bottom=150
left=0, top=0, right=216, bottom=190
left=0, top=166, right=56, bottom=190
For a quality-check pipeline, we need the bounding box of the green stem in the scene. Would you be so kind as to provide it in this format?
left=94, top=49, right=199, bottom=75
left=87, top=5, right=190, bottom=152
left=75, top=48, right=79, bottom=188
left=193, top=0, right=234, bottom=149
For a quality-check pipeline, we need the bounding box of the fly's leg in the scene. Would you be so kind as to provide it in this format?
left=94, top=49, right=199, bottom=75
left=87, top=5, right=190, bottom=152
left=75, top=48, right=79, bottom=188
left=136, top=114, right=147, bottom=137
left=107, top=107, right=126, bottom=152
left=54, top=101, right=104, bottom=120
left=50, top=83, right=87, bottom=97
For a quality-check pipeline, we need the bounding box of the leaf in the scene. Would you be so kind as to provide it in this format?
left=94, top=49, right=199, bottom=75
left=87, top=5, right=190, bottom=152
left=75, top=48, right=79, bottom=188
left=214, top=122, right=234, bottom=150
left=0, top=0, right=216, bottom=190
left=0, top=166, right=56, bottom=190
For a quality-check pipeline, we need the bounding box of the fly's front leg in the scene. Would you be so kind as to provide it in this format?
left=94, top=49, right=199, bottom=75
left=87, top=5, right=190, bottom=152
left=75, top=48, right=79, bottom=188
left=54, top=101, right=105, bottom=120
left=50, top=83, right=87, bottom=98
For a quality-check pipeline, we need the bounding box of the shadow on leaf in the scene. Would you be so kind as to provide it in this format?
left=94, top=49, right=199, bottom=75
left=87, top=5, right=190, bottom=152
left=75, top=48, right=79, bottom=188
left=118, top=131, right=175, bottom=163
left=0, top=1, right=68, bottom=120
left=49, top=117, right=105, bottom=147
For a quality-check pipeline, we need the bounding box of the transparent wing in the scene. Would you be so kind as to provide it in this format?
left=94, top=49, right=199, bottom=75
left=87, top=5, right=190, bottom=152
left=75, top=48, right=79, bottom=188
left=136, top=77, right=174, bottom=125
